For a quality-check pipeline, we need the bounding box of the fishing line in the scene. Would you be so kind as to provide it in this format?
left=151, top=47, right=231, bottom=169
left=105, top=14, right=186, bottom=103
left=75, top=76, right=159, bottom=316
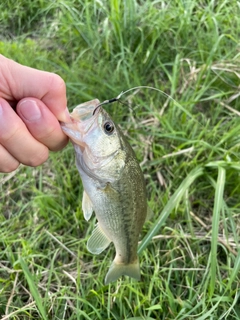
left=92, top=93, right=122, bottom=115
left=93, top=85, right=193, bottom=119
left=118, top=86, right=193, bottom=118
left=93, top=91, right=135, bottom=115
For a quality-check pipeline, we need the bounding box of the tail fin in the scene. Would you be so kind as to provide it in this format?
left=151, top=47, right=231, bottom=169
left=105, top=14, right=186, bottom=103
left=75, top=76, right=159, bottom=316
left=105, top=259, right=141, bottom=285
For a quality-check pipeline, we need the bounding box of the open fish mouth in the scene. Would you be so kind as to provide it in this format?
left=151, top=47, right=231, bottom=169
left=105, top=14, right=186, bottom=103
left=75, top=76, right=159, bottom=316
left=60, top=99, right=101, bottom=142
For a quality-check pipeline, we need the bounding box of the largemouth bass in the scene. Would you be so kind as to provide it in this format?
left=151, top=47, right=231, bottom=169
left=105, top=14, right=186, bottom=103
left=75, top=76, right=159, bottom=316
left=61, top=99, right=149, bottom=284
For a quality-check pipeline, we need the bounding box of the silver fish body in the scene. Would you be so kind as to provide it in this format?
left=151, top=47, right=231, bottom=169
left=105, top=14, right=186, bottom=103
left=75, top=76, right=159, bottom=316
left=61, top=99, right=148, bottom=284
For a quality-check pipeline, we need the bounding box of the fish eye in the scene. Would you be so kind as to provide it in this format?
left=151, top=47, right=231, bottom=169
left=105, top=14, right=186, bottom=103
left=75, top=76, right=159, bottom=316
left=103, top=121, right=115, bottom=135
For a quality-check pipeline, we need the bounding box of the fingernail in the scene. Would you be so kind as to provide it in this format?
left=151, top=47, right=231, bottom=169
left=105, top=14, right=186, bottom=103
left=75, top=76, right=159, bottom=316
left=18, top=99, right=41, bottom=121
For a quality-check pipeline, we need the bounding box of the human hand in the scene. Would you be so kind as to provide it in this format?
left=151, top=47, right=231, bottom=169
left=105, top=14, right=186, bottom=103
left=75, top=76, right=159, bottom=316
left=0, top=54, right=70, bottom=173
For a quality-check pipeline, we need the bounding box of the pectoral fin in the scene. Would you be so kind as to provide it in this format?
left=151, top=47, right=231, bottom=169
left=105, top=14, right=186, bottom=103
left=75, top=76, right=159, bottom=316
left=82, top=191, right=94, bottom=221
left=87, top=224, right=111, bottom=254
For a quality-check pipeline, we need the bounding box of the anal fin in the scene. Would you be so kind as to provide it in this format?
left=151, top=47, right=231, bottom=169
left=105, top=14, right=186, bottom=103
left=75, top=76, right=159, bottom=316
left=87, top=224, right=111, bottom=254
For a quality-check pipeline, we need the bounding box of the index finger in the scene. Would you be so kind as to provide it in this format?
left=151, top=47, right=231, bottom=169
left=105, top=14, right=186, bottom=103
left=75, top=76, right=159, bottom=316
left=0, top=54, right=69, bottom=122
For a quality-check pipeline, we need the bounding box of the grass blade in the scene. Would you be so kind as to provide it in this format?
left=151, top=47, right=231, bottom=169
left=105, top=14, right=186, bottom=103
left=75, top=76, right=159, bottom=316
left=138, top=166, right=204, bottom=254
left=19, top=258, right=47, bottom=320
left=209, top=166, right=226, bottom=297
left=225, top=246, right=240, bottom=294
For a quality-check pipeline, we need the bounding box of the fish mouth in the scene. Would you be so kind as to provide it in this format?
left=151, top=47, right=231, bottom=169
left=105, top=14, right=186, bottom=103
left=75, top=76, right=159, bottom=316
left=60, top=99, right=101, bottom=142
left=71, top=99, right=101, bottom=122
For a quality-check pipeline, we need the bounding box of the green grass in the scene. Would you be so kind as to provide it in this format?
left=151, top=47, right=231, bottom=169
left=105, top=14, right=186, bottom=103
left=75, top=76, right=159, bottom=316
left=0, top=0, right=240, bottom=319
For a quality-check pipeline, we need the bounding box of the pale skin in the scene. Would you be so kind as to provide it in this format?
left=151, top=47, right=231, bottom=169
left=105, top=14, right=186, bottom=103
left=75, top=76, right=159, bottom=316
left=0, top=54, right=71, bottom=173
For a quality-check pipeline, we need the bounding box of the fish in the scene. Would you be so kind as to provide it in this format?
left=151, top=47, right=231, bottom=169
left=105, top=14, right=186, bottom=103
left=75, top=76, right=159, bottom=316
left=61, top=99, right=150, bottom=284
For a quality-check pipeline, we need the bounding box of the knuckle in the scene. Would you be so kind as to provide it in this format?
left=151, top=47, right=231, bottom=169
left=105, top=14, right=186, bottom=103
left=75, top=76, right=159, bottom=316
left=49, top=73, right=66, bottom=94
left=35, top=125, right=68, bottom=151
left=37, top=125, right=56, bottom=141
left=23, top=148, right=49, bottom=167
left=50, top=137, right=68, bottom=151
left=0, top=161, right=19, bottom=173
left=0, top=126, right=22, bottom=144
